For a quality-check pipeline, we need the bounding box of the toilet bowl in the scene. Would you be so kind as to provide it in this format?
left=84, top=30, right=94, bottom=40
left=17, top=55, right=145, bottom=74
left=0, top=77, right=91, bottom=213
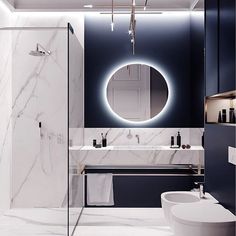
left=161, top=191, right=218, bottom=227
left=171, top=203, right=236, bottom=236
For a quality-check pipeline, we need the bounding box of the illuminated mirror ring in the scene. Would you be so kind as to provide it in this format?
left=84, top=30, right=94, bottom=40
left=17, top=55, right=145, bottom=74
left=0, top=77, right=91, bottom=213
left=103, top=62, right=172, bottom=125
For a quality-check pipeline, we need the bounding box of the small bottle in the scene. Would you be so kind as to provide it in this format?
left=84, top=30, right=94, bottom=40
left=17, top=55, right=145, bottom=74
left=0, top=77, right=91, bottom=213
left=229, top=108, right=235, bottom=123
left=93, top=139, right=97, bottom=147
left=222, top=109, right=227, bottom=123
left=102, top=138, right=107, bottom=147
left=202, top=132, right=204, bottom=148
left=218, top=111, right=222, bottom=123
left=171, top=136, right=174, bottom=147
left=177, top=132, right=181, bottom=148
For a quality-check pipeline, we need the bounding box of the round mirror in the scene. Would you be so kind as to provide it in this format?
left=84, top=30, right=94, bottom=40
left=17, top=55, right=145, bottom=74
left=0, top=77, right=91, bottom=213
left=106, top=63, right=169, bottom=122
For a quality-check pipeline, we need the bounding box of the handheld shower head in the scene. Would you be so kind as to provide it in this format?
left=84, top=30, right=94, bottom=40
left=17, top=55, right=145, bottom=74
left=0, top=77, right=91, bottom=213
left=29, top=43, right=51, bottom=57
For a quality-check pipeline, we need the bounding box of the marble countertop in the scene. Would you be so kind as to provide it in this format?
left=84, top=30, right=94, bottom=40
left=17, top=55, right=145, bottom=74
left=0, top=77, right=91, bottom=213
left=69, top=145, right=204, bottom=151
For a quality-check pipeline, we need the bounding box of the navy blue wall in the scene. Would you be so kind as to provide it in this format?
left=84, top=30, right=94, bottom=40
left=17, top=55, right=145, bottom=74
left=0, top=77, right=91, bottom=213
left=205, top=0, right=236, bottom=215
left=85, top=13, right=204, bottom=127
left=190, top=13, right=205, bottom=126
left=205, top=124, right=236, bottom=214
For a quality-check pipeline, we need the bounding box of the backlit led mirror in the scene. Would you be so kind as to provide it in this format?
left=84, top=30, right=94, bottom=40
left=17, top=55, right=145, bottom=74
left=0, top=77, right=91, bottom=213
left=106, top=64, right=169, bottom=122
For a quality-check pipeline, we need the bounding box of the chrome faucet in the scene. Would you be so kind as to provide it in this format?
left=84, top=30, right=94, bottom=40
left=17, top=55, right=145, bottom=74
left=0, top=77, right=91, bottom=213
left=194, top=182, right=205, bottom=199
left=135, top=134, right=140, bottom=144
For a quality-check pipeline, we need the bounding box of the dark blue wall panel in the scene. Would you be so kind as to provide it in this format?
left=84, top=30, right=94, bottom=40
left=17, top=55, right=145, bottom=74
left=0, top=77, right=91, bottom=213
left=205, top=0, right=219, bottom=96
left=205, top=124, right=236, bottom=214
left=85, top=14, right=204, bottom=127
left=85, top=168, right=204, bottom=207
left=219, top=0, right=235, bottom=93
left=190, top=13, right=205, bottom=126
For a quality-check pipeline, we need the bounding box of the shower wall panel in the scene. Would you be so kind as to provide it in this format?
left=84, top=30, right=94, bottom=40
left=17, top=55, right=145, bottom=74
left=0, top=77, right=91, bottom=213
left=68, top=26, right=84, bottom=231
left=0, top=6, right=12, bottom=214
left=11, top=28, right=68, bottom=208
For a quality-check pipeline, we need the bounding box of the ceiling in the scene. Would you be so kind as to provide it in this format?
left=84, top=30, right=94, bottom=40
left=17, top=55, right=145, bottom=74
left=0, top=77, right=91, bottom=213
left=4, top=0, right=204, bottom=12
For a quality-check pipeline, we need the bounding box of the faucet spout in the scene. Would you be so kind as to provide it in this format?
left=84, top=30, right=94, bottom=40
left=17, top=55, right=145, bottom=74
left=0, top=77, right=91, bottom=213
left=194, top=182, right=205, bottom=199
left=135, top=134, right=140, bottom=144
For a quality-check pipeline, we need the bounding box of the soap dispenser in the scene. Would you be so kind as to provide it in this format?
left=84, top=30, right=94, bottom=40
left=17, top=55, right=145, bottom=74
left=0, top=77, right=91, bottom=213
left=177, top=132, right=181, bottom=148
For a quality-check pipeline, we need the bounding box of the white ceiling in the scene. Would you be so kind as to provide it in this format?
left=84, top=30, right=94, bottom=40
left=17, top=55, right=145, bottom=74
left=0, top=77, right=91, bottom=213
left=4, top=0, right=204, bottom=12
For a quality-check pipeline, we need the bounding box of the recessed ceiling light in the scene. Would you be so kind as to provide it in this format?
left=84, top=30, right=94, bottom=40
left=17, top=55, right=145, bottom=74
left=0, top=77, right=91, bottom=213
left=83, top=4, right=93, bottom=8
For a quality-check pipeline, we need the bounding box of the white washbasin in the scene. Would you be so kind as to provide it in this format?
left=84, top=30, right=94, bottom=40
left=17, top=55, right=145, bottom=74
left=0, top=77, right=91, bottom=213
left=164, top=192, right=199, bottom=204
left=161, top=191, right=218, bottom=228
left=115, top=145, right=162, bottom=150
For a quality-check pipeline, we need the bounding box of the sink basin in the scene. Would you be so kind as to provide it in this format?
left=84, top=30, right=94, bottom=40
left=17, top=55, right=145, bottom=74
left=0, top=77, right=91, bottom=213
left=164, top=192, right=199, bottom=203
left=115, top=145, right=161, bottom=150
left=161, top=191, right=200, bottom=228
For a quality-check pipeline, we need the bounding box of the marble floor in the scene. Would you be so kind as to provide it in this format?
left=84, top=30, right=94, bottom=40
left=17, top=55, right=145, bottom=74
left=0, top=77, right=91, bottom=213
left=0, top=208, right=173, bottom=236
left=74, top=208, right=173, bottom=236
left=0, top=208, right=80, bottom=236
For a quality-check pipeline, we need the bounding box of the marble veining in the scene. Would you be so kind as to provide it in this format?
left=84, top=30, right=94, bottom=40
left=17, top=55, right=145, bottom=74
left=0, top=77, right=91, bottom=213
left=83, top=128, right=203, bottom=146
left=0, top=25, right=12, bottom=212
left=0, top=208, right=68, bottom=236
left=11, top=28, right=68, bottom=208
left=72, top=149, right=203, bottom=166
left=75, top=208, right=173, bottom=236
left=70, top=128, right=204, bottom=168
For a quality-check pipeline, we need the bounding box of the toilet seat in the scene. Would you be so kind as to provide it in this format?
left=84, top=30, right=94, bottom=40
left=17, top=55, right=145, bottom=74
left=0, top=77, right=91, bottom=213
left=171, top=203, right=236, bottom=227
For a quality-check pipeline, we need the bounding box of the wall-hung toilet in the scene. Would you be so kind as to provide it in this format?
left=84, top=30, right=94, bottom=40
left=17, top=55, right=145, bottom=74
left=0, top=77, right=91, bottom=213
left=161, top=191, right=218, bottom=228
left=171, top=203, right=236, bottom=236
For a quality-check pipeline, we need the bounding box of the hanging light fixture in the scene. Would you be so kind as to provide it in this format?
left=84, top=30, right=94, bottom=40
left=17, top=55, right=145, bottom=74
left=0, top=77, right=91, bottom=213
left=129, top=0, right=136, bottom=55
left=110, top=0, right=137, bottom=54
left=111, top=0, right=114, bottom=31
left=144, top=0, right=148, bottom=11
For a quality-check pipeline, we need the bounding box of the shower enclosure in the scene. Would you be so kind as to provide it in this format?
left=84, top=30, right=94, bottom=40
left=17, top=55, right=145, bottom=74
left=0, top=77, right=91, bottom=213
left=0, top=23, right=83, bottom=236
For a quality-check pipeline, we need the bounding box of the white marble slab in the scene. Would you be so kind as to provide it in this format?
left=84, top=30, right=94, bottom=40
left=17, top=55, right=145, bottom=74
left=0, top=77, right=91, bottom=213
left=0, top=208, right=68, bottom=236
left=79, top=145, right=204, bottom=151
left=75, top=208, right=173, bottom=236
left=83, top=128, right=204, bottom=147
left=70, top=148, right=204, bottom=167
left=11, top=28, right=68, bottom=208
left=69, top=128, right=204, bottom=169
left=0, top=4, right=12, bottom=214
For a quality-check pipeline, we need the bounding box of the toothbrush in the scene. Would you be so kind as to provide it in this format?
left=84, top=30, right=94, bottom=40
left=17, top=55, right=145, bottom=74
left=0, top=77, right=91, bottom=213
left=105, top=131, right=108, bottom=138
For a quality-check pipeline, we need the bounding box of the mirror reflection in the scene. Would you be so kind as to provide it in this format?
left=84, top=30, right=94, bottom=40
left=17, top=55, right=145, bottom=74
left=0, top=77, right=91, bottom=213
left=106, top=64, right=169, bottom=122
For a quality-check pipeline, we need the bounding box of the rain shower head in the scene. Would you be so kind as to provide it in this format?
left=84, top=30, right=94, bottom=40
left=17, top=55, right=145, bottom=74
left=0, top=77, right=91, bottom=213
left=29, top=43, right=51, bottom=56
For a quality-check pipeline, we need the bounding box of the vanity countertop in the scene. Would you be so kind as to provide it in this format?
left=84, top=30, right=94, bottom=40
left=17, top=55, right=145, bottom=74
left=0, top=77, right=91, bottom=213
left=69, top=145, right=204, bottom=151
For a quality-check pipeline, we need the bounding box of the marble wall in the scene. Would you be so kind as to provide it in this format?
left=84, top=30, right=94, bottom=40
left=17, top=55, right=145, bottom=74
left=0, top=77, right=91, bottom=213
left=70, top=128, right=204, bottom=168
left=0, top=3, right=85, bottom=212
left=11, top=28, right=68, bottom=208
left=83, top=128, right=203, bottom=147
left=11, top=13, right=84, bottom=46
left=0, top=1, right=12, bottom=215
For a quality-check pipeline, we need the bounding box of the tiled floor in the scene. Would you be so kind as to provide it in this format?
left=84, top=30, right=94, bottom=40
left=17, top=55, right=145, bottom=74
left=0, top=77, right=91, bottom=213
left=0, top=208, right=72, bottom=236
left=0, top=208, right=173, bottom=236
left=74, top=208, right=173, bottom=236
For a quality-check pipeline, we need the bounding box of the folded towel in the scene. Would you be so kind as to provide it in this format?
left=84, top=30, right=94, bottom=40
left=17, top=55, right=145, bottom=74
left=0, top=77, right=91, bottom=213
left=87, top=173, right=114, bottom=206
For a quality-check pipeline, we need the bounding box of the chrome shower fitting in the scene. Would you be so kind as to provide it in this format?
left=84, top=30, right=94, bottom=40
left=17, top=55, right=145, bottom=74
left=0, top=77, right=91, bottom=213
left=29, top=43, right=51, bottom=56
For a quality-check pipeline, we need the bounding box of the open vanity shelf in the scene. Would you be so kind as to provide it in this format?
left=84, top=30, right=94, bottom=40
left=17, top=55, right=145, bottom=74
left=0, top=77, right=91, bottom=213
left=205, top=90, right=236, bottom=126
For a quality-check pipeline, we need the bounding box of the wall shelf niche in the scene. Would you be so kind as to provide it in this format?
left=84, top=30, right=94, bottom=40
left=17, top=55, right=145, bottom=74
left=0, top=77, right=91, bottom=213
left=205, top=90, right=236, bottom=126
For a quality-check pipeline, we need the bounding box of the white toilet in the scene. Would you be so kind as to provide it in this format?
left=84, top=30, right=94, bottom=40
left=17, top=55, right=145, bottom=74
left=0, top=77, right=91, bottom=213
left=161, top=191, right=218, bottom=228
left=171, top=203, right=236, bottom=236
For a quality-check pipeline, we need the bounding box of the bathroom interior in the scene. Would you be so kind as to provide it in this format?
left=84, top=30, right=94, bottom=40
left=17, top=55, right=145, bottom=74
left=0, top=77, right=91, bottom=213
left=0, top=0, right=235, bottom=235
